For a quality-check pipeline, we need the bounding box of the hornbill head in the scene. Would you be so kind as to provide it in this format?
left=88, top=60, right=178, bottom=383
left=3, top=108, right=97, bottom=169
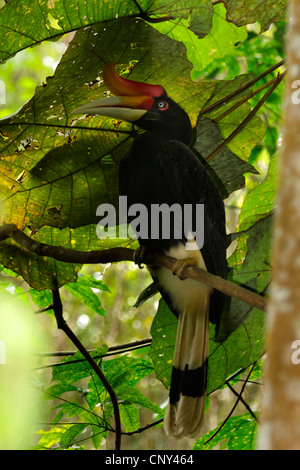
left=73, top=63, right=192, bottom=144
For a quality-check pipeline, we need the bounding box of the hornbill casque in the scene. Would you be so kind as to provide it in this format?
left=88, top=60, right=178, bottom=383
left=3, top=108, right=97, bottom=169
left=74, top=63, right=227, bottom=438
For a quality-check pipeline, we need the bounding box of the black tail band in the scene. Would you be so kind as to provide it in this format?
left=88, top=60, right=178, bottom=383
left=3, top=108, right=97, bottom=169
left=169, top=358, right=208, bottom=404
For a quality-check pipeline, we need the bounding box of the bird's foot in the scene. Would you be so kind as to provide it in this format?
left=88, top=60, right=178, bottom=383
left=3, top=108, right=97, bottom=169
left=133, top=246, right=149, bottom=269
left=173, top=257, right=198, bottom=280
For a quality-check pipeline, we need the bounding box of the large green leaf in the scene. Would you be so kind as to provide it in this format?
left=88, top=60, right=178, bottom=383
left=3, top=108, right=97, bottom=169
left=193, top=412, right=258, bottom=450
left=237, top=154, right=278, bottom=230
left=221, top=0, right=287, bottom=32
left=152, top=3, right=247, bottom=75
left=119, top=403, right=140, bottom=433
left=114, top=385, right=162, bottom=414
left=64, top=274, right=109, bottom=316
left=0, top=0, right=215, bottom=64
left=211, top=155, right=276, bottom=342
left=213, top=157, right=276, bottom=341
left=0, top=17, right=202, bottom=233
left=216, top=213, right=272, bottom=342
left=51, top=348, right=108, bottom=383
left=59, top=423, right=87, bottom=449
left=150, top=300, right=177, bottom=389
left=193, top=117, right=258, bottom=198
left=216, top=105, right=266, bottom=162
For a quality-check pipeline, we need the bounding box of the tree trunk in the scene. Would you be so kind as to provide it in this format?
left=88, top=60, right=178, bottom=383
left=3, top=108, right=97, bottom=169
left=259, top=0, right=300, bottom=450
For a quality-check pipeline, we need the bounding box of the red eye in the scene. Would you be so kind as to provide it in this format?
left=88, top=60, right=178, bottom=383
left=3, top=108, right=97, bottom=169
left=157, top=100, right=169, bottom=111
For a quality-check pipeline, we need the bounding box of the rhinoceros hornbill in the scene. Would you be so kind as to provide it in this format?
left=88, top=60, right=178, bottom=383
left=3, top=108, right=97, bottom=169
left=74, top=63, right=227, bottom=438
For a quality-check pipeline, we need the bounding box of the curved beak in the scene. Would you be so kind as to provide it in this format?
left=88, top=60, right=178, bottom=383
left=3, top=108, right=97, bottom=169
left=73, top=95, right=154, bottom=122
left=73, top=63, right=165, bottom=122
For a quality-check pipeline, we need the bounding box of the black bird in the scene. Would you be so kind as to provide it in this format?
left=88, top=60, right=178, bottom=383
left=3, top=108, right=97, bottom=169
left=74, top=63, right=227, bottom=438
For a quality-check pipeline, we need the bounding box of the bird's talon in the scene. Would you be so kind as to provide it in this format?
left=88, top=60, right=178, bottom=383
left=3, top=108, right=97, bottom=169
left=173, top=258, right=198, bottom=280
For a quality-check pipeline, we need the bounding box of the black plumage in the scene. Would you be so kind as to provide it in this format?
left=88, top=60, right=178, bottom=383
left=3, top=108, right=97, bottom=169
left=119, top=95, right=227, bottom=327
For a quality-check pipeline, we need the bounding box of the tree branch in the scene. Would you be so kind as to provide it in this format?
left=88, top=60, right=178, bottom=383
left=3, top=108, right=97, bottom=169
left=147, top=251, right=267, bottom=312
left=51, top=288, right=122, bottom=451
left=0, top=223, right=134, bottom=264
left=0, top=223, right=267, bottom=312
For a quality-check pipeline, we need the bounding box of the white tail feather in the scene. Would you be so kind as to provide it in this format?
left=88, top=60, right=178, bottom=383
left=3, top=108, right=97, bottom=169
left=153, top=241, right=212, bottom=438
left=164, top=293, right=210, bottom=438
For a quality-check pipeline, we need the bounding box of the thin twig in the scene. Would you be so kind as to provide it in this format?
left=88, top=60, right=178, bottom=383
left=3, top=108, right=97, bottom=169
left=43, top=389, right=105, bottom=425
left=122, top=418, right=164, bottom=436
left=33, top=337, right=152, bottom=357
left=214, top=73, right=286, bottom=123
left=132, top=0, right=172, bottom=23
left=51, top=289, right=122, bottom=450
left=226, top=382, right=259, bottom=423
left=32, top=338, right=152, bottom=371
left=198, top=59, right=286, bottom=119
left=205, top=72, right=286, bottom=162
left=204, top=362, right=257, bottom=445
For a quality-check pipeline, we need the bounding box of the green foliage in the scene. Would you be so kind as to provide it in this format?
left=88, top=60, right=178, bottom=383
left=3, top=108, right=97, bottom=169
left=64, top=274, right=110, bottom=317
left=220, top=0, right=287, bottom=32
left=0, top=0, right=218, bottom=64
left=0, top=0, right=286, bottom=451
left=152, top=3, right=248, bottom=75
left=37, top=349, right=158, bottom=449
left=193, top=412, right=258, bottom=450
